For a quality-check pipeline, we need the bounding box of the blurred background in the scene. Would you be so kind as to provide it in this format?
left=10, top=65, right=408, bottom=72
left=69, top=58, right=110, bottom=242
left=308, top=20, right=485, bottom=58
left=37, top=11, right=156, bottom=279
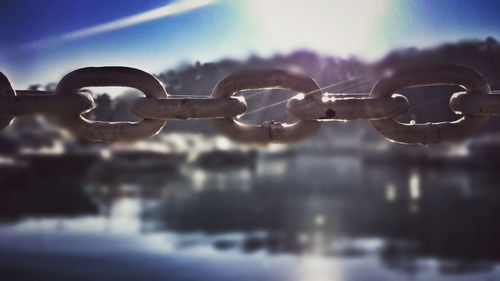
left=1, top=0, right=500, bottom=280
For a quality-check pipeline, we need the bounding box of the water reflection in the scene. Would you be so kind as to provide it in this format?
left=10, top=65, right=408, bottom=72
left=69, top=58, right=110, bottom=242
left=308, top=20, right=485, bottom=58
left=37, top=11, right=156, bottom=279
left=1, top=153, right=500, bottom=280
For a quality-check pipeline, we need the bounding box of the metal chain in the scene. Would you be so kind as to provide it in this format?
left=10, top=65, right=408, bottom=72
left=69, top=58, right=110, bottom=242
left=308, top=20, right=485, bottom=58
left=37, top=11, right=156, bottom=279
left=287, top=92, right=409, bottom=121
left=0, top=64, right=498, bottom=145
left=369, top=64, right=490, bottom=145
left=210, top=69, right=322, bottom=144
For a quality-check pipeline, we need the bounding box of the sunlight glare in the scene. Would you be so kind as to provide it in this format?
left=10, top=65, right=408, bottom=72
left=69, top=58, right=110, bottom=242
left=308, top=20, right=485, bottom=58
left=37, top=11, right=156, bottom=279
left=246, top=0, right=389, bottom=58
left=299, top=256, right=339, bottom=281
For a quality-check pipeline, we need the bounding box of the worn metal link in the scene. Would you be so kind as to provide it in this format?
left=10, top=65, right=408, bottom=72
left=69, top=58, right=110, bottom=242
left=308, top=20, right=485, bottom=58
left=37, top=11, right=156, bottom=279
left=370, top=64, right=491, bottom=145
left=0, top=64, right=499, bottom=145
left=131, top=96, right=246, bottom=119
left=55, top=67, right=168, bottom=142
left=287, top=92, right=409, bottom=121
left=211, top=69, right=322, bottom=144
left=0, top=72, right=16, bottom=130
left=451, top=92, right=500, bottom=116
left=0, top=90, right=94, bottom=116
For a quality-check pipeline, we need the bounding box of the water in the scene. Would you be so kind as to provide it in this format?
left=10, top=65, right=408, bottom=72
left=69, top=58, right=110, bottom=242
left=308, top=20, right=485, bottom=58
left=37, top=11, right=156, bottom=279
left=1, top=153, right=500, bottom=280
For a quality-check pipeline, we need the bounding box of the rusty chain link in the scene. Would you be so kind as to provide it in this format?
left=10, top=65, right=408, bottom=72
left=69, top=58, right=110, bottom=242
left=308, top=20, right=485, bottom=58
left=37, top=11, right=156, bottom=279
left=0, top=64, right=498, bottom=145
left=0, top=72, right=16, bottom=131
left=210, top=69, right=322, bottom=144
left=131, top=96, right=246, bottom=120
left=370, top=64, right=491, bottom=145
left=287, top=92, right=409, bottom=121
left=54, top=66, right=170, bottom=142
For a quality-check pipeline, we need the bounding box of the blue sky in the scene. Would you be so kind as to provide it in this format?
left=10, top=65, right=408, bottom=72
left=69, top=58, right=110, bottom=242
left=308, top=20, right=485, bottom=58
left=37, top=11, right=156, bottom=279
left=0, top=0, right=499, bottom=88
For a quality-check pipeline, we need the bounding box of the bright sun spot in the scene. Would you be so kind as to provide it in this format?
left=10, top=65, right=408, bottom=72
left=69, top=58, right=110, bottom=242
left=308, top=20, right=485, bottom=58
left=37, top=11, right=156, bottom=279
left=300, top=256, right=339, bottom=281
left=245, top=0, right=389, bottom=59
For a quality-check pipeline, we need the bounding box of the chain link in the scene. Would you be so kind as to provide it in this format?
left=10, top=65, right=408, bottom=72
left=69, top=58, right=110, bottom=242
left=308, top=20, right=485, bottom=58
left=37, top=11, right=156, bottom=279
left=0, top=72, right=16, bottom=131
left=0, top=90, right=94, bottom=116
left=369, top=64, right=491, bottom=145
left=287, top=92, right=409, bottom=121
left=210, top=69, right=322, bottom=144
left=55, top=67, right=168, bottom=142
left=0, top=64, right=498, bottom=145
left=450, top=92, right=500, bottom=116
left=131, top=96, right=246, bottom=120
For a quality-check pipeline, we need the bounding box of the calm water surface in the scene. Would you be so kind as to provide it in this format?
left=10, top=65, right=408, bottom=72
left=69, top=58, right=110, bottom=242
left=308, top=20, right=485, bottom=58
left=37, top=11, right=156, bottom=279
left=1, top=154, right=500, bottom=281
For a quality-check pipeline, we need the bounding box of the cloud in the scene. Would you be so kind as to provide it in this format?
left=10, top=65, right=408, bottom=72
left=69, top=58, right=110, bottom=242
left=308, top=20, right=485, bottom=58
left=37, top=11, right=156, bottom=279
left=21, top=0, right=216, bottom=51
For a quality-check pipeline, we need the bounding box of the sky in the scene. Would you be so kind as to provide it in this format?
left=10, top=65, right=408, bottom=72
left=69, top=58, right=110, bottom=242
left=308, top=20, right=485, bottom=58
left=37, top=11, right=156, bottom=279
left=0, top=0, right=499, bottom=88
